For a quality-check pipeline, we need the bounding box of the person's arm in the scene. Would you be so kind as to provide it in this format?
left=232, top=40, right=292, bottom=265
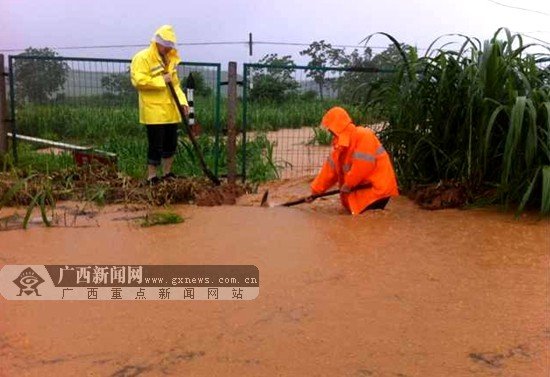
left=130, top=56, right=165, bottom=90
left=311, top=151, right=338, bottom=195
left=171, top=70, right=189, bottom=108
left=343, top=138, right=376, bottom=191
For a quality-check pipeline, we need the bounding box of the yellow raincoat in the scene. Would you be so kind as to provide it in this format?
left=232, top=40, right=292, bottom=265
left=130, top=25, right=188, bottom=125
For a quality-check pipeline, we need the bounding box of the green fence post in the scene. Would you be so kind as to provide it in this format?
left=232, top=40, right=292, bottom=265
left=214, top=64, right=221, bottom=176
left=8, top=56, right=16, bottom=162
left=0, top=55, right=8, bottom=157
left=241, top=64, right=248, bottom=182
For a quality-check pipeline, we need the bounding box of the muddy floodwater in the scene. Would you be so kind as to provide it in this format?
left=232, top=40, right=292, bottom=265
left=0, top=180, right=548, bottom=376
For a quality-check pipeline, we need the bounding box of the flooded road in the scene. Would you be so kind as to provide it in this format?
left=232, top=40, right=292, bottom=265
left=0, top=185, right=548, bottom=376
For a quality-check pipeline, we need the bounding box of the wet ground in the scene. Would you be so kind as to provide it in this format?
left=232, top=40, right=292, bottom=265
left=0, top=178, right=548, bottom=376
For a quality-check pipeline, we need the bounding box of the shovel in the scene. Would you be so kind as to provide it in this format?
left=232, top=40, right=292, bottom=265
left=165, top=78, right=220, bottom=186
left=260, top=183, right=372, bottom=207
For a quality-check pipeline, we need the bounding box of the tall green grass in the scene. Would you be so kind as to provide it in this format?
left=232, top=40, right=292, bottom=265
left=243, top=99, right=378, bottom=131
left=365, top=28, right=550, bottom=214
left=308, top=127, right=333, bottom=146
left=17, top=105, right=140, bottom=144
left=10, top=133, right=278, bottom=184
left=7, top=143, right=74, bottom=174
left=17, top=96, right=380, bottom=142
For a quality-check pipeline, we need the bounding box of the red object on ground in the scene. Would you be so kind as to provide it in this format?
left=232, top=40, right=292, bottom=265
left=73, top=150, right=117, bottom=167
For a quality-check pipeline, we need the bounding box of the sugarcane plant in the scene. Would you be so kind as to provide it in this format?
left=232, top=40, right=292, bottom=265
left=364, top=28, right=550, bottom=214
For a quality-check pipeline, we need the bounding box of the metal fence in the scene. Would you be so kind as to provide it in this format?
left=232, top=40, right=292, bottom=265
left=5, top=56, right=397, bottom=182
left=242, top=63, right=395, bottom=180
left=8, top=55, right=222, bottom=174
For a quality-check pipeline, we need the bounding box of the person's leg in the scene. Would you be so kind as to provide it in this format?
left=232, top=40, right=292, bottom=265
left=363, top=197, right=390, bottom=212
left=146, top=125, right=163, bottom=182
left=161, top=124, right=178, bottom=178
left=161, top=157, right=174, bottom=177
left=147, top=164, right=158, bottom=180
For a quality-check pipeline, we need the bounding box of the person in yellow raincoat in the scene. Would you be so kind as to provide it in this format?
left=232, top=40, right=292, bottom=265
left=310, top=107, right=399, bottom=215
left=130, top=25, right=189, bottom=184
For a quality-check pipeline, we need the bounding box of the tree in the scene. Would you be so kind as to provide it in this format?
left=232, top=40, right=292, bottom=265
left=14, top=47, right=69, bottom=103
left=101, top=70, right=134, bottom=97
left=100, top=69, right=137, bottom=104
left=338, top=44, right=414, bottom=104
left=299, top=40, right=348, bottom=99
left=186, top=71, right=212, bottom=97
left=371, top=44, right=411, bottom=69
left=250, top=54, right=299, bottom=102
left=337, top=47, right=377, bottom=103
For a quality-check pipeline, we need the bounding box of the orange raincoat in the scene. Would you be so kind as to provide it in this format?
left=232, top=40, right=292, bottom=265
left=311, top=107, right=399, bottom=215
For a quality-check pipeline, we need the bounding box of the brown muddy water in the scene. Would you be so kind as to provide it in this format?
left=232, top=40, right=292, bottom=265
left=0, top=179, right=548, bottom=376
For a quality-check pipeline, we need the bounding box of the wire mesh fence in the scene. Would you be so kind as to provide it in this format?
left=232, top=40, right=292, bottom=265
left=5, top=55, right=396, bottom=183
left=7, top=55, right=222, bottom=176
left=8, top=56, right=221, bottom=140
left=242, top=63, right=394, bottom=179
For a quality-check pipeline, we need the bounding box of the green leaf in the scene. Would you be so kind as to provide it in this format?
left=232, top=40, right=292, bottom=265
left=23, top=194, right=39, bottom=230
left=0, top=174, right=37, bottom=210
left=502, top=96, right=526, bottom=185
left=524, top=99, right=537, bottom=167
left=542, top=166, right=550, bottom=215
left=39, top=193, right=51, bottom=227
left=516, top=167, right=539, bottom=215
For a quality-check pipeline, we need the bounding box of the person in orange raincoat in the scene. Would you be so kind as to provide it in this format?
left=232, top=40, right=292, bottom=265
left=310, top=107, right=399, bottom=215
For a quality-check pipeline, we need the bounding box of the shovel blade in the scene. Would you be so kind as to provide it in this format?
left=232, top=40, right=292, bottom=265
left=260, top=190, right=269, bottom=207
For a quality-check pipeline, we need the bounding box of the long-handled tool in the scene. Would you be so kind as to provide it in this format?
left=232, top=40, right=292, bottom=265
left=7, top=133, right=117, bottom=167
left=261, top=183, right=372, bottom=207
left=165, top=79, right=220, bottom=186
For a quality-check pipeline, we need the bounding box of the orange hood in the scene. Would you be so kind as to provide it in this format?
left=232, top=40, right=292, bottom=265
left=321, top=107, right=354, bottom=147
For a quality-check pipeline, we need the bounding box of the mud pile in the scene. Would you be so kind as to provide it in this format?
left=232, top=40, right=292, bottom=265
left=407, top=180, right=471, bottom=210
left=0, top=164, right=248, bottom=207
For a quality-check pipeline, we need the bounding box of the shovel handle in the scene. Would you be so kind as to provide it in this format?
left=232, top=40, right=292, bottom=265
left=166, top=79, right=221, bottom=186
left=281, top=183, right=372, bottom=207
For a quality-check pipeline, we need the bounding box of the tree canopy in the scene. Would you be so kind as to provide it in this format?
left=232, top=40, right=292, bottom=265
left=14, top=47, right=69, bottom=103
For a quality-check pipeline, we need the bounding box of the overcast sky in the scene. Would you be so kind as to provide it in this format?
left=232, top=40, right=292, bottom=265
left=1, top=0, right=549, bottom=66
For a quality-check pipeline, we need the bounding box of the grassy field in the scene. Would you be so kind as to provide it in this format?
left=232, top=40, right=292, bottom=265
left=12, top=97, right=374, bottom=183
left=16, top=97, right=378, bottom=139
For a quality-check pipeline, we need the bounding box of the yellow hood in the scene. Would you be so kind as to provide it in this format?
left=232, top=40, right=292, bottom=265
left=152, top=25, right=177, bottom=47
left=150, top=25, right=181, bottom=65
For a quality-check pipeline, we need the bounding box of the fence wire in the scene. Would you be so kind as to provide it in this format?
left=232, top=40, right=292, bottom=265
left=9, top=56, right=221, bottom=139
left=6, top=56, right=395, bottom=183
left=242, top=63, right=394, bottom=180
left=8, top=55, right=221, bottom=175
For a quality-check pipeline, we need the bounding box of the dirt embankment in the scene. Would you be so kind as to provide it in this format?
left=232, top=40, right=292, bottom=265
left=0, top=164, right=248, bottom=208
